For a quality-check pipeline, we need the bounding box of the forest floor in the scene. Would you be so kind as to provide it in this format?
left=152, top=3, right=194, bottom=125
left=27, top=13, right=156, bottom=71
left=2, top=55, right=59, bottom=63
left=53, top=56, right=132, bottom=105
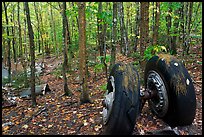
left=2, top=44, right=202, bottom=135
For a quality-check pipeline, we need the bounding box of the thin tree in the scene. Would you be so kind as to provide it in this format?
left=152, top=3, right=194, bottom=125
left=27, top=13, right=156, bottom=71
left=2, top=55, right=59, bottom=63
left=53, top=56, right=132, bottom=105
left=186, top=2, right=193, bottom=55
left=110, top=2, right=117, bottom=70
left=49, top=3, right=58, bottom=57
left=153, top=2, right=160, bottom=46
left=171, top=5, right=180, bottom=55
left=140, top=2, right=149, bottom=57
left=166, top=2, right=172, bottom=52
left=62, top=2, right=72, bottom=96
left=3, top=2, right=11, bottom=83
left=77, top=2, right=92, bottom=104
left=11, top=3, right=17, bottom=71
left=97, top=2, right=103, bottom=62
left=34, top=2, right=41, bottom=54
left=134, top=2, right=140, bottom=52
left=24, top=2, right=37, bottom=106
left=119, top=2, right=129, bottom=56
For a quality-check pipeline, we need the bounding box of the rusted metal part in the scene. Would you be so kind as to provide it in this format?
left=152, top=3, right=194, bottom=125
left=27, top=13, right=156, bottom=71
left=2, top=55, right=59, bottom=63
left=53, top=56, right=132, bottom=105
left=140, top=89, right=158, bottom=100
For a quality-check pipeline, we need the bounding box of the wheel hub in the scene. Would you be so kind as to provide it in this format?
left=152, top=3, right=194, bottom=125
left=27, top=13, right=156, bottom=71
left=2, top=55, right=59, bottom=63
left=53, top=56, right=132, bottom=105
left=103, top=76, right=115, bottom=125
left=147, top=70, right=169, bottom=117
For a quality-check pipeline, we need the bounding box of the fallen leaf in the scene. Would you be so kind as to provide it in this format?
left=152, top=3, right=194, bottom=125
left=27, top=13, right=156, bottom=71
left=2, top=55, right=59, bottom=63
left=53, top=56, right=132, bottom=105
left=22, top=124, right=29, bottom=129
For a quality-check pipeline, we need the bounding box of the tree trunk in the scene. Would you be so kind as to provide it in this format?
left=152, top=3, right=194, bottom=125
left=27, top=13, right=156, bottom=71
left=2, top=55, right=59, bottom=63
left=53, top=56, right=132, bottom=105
left=134, top=2, right=140, bottom=52
left=179, top=2, right=185, bottom=56
left=77, top=2, right=91, bottom=104
left=3, top=2, right=12, bottom=83
left=97, top=2, right=103, bottom=60
left=153, top=2, right=160, bottom=45
left=171, top=7, right=180, bottom=55
left=34, top=2, right=41, bottom=54
left=110, top=2, right=117, bottom=70
left=166, top=2, right=172, bottom=52
left=20, top=2, right=29, bottom=88
left=119, top=2, right=129, bottom=56
left=39, top=4, right=44, bottom=62
left=24, top=2, right=37, bottom=107
left=62, top=2, right=72, bottom=96
left=140, top=2, right=149, bottom=57
left=17, top=2, right=23, bottom=58
left=11, top=4, right=17, bottom=69
left=50, top=4, right=58, bottom=57
left=186, top=2, right=193, bottom=55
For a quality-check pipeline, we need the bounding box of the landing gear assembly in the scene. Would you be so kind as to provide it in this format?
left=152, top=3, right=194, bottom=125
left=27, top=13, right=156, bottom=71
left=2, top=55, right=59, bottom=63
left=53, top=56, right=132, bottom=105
left=101, top=54, right=196, bottom=135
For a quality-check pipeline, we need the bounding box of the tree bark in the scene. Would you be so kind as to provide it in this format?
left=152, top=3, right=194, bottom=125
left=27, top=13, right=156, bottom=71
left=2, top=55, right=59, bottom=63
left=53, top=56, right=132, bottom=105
left=77, top=2, right=91, bottom=104
left=153, top=2, right=160, bottom=45
left=49, top=3, right=58, bottom=57
left=11, top=4, right=17, bottom=67
left=134, top=2, right=140, bottom=52
left=24, top=2, right=37, bottom=106
left=171, top=7, right=180, bottom=55
left=140, top=2, right=149, bottom=57
left=34, top=2, right=41, bottom=54
left=110, top=2, right=117, bottom=70
left=3, top=2, right=12, bottom=83
left=62, top=2, right=72, bottom=96
left=166, top=2, right=172, bottom=52
left=186, top=2, right=193, bottom=55
left=17, top=2, right=23, bottom=58
left=97, top=2, right=103, bottom=60
left=119, top=2, right=129, bottom=56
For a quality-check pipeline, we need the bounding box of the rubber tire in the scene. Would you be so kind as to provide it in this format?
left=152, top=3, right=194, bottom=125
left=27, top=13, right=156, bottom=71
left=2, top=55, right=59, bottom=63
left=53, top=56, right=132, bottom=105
left=144, top=53, right=196, bottom=127
left=102, top=63, right=141, bottom=135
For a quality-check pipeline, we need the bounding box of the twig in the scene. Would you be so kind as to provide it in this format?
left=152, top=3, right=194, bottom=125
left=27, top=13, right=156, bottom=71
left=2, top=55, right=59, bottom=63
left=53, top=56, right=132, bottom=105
left=62, top=101, right=78, bottom=107
left=75, top=123, right=84, bottom=135
left=2, top=103, right=17, bottom=109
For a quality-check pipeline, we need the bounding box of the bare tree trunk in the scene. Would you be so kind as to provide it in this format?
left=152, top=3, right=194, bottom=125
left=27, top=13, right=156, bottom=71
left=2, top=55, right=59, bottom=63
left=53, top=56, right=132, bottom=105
left=186, top=2, right=193, bottom=55
left=34, top=2, right=41, bottom=54
left=39, top=4, right=44, bottom=62
left=153, top=2, right=160, bottom=45
left=171, top=7, right=180, bottom=55
left=49, top=4, right=58, bottom=57
left=97, top=2, right=103, bottom=60
left=24, top=2, right=37, bottom=107
left=110, top=2, right=117, bottom=70
left=140, top=2, right=149, bottom=57
left=77, top=2, right=91, bottom=104
left=11, top=6, right=17, bottom=65
left=18, top=2, right=23, bottom=58
left=179, top=2, right=185, bottom=56
left=3, top=2, right=12, bottom=83
left=134, top=2, right=140, bottom=52
left=119, top=2, right=129, bottom=56
left=62, top=2, right=72, bottom=96
left=19, top=3, right=30, bottom=87
left=166, top=2, right=172, bottom=52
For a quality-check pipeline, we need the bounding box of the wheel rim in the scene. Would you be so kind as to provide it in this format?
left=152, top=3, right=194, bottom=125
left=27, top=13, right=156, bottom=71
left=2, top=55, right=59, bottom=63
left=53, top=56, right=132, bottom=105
left=103, top=76, right=115, bottom=125
left=147, top=70, right=169, bottom=117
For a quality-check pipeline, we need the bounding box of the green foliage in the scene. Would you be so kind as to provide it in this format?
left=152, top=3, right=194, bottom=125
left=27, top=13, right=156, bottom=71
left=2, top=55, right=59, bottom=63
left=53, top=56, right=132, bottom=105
left=144, top=45, right=167, bottom=60
left=50, top=64, right=63, bottom=78
left=130, top=52, right=141, bottom=59
left=2, top=71, right=31, bottom=90
left=94, top=54, right=111, bottom=73
left=100, top=83, right=107, bottom=91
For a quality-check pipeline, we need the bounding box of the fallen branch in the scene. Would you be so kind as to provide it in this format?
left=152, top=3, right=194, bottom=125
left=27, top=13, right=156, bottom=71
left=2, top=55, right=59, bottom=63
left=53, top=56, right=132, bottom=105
left=62, top=101, right=78, bottom=107
left=2, top=103, right=17, bottom=109
left=75, top=123, right=84, bottom=135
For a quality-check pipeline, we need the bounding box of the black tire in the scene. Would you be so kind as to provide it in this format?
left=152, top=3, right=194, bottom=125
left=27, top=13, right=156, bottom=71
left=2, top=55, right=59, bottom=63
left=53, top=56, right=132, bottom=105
left=102, top=63, right=141, bottom=135
left=144, top=53, right=196, bottom=127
